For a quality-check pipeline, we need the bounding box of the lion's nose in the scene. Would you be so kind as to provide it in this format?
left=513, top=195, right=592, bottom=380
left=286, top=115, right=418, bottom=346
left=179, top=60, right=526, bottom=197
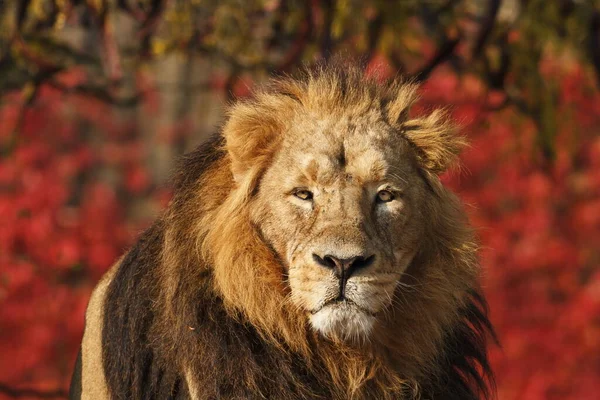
left=312, top=254, right=376, bottom=280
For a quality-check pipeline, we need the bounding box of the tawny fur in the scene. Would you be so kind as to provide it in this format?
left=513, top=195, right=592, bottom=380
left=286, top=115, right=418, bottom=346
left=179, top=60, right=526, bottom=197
left=72, top=63, right=495, bottom=400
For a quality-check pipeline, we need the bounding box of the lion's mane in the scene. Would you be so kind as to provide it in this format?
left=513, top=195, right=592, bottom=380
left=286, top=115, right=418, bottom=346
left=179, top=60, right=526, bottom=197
left=101, top=65, right=495, bottom=400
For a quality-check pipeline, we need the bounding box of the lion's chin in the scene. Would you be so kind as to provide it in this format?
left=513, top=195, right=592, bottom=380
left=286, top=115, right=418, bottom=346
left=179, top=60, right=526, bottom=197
left=309, top=301, right=376, bottom=341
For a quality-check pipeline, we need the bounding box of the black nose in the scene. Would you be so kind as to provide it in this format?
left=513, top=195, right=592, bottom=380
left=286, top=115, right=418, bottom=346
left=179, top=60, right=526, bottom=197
left=312, top=254, right=376, bottom=280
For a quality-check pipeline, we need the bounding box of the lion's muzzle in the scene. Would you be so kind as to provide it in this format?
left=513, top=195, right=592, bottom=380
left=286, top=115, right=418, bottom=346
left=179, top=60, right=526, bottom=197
left=312, top=253, right=376, bottom=299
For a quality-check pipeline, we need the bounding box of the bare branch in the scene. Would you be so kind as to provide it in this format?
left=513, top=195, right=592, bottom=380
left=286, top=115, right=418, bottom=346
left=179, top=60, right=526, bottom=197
left=410, top=32, right=461, bottom=82
left=100, top=18, right=124, bottom=83
left=1, top=66, right=60, bottom=155
left=138, top=0, right=168, bottom=43
left=0, top=382, right=67, bottom=399
left=47, top=80, right=142, bottom=107
left=482, top=33, right=510, bottom=89
left=320, top=0, right=335, bottom=61
left=590, top=9, right=600, bottom=88
left=389, top=51, right=408, bottom=76
left=14, top=0, right=32, bottom=33
left=273, top=1, right=313, bottom=73
left=472, top=0, right=502, bottom=58
left=224, top=67, right=241, bottom=103
left=362, top=12, right=384, bottom=68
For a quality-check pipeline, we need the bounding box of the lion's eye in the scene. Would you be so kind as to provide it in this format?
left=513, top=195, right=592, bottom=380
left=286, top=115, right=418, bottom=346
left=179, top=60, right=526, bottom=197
left=293, top=189, right=313, bottom=201
left=376, top=190, right=395, bottom=203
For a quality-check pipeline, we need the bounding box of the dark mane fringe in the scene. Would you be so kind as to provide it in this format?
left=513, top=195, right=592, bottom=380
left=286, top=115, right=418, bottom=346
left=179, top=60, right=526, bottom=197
left=424, top=290, right=497, bottom=399
left=101, top=137, right=227, bottom=399
left=172, top=134, right=225, bottom=193
left=102, top=222, right=186, bottom=400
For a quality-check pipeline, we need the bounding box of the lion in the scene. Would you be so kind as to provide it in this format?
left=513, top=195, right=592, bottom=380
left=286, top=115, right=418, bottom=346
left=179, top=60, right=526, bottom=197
left=69, top=63, right=495, bottom=400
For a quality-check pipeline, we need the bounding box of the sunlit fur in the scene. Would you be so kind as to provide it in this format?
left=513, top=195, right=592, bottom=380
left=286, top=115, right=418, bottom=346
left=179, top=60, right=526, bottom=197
left=96, top=63, right=495, bottom=400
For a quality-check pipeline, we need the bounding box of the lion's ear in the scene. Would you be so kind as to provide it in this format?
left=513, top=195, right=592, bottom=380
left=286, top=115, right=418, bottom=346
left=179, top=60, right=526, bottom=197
left=385, top=82, right=466, bottom=174
left=401, top=109, right=466, bottom=174
left=222, top=102, right=283, bottom=184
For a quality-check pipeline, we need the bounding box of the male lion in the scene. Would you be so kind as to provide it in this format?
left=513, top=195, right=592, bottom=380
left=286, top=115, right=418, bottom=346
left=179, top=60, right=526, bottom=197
left=70, top=64, right=495, bottom=400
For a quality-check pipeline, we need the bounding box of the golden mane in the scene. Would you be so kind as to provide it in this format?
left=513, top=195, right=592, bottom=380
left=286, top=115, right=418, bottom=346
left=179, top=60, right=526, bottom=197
left=100, top=63, right=494, bottom=400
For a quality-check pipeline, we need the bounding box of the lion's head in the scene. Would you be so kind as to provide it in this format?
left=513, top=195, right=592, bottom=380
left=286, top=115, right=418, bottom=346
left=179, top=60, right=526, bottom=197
left=250, top=93, right=442, bottom=341
left=153, top=64, right=492, bottom=398
left=198, top=65, right=474, bottom=345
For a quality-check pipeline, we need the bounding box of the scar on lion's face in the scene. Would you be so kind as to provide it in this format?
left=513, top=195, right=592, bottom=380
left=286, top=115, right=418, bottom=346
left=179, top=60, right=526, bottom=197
left=252, top=115, right=427, bottom=341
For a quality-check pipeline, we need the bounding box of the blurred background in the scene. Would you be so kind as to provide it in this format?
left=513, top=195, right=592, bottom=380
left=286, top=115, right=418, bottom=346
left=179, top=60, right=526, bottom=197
left=0, top=0, right=599, bottom=399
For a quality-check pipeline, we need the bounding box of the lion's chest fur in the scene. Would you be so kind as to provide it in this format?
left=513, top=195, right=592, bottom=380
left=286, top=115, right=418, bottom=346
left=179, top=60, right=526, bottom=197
left=183, top=304, right=334, bottom=399
left=162, top=298, right=411, bottom=400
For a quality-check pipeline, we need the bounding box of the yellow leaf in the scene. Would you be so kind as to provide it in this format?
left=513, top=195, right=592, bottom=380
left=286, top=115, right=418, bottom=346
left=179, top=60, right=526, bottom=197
left=21, top=82, right=36, bottom=101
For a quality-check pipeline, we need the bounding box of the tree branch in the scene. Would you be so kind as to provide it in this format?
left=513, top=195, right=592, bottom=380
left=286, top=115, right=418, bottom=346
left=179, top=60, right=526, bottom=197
left=362, top=12, right=384, bottom=68
left=482, top=33, right=510, bottom=89
left=0, top=383, right=67, bottom=399
left=472, top=0, right=502, bottom=58
left=410, top=32, right=461, bottom=82
left=320, top=0, right=335, bottom=61
left=275, top=0, right=313, bottom=73
left=47, top=80, right=142, bottom=107
left=137, top=0, right=168, bottom=44
left=224, top=67, right=241, bottom=102
left=590, top=9, right=600, bottom=88
left=1, top=66, right=61, bottom=155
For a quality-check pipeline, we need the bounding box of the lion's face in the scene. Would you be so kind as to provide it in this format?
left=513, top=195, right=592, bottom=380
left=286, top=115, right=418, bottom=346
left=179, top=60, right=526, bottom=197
left=251, top=112, right=428, bottom=341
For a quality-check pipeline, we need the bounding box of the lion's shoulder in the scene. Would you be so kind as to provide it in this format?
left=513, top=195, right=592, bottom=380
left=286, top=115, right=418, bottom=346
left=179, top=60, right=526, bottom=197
left=94, top=137, right=227, bottom=399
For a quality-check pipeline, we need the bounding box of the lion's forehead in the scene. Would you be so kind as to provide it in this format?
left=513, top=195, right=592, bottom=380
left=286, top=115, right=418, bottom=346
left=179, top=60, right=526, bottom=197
left=278, top=125, right=411, bottom=187
left=289, top=110, right=393, bottom=143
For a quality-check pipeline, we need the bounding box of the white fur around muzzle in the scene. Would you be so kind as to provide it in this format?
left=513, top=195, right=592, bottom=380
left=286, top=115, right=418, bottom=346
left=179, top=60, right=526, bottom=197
left=309, top=301, right=376, bottom=341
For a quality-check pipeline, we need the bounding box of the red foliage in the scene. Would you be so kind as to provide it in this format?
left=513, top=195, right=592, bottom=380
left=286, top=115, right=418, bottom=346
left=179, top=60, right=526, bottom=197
left=425, top=64, right=600, bottom=399
left=0, top=72, right=150, bottom=395
left=1, top=62, right=599, bottom=399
